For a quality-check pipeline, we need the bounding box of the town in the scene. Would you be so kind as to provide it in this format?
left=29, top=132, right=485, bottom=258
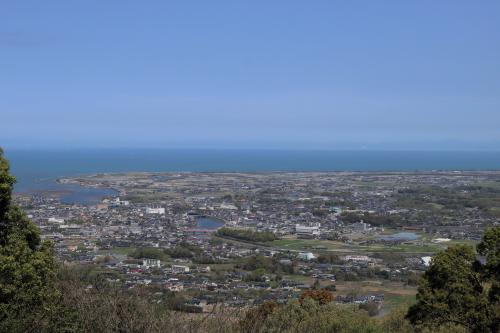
left=15, top=171, right=500, bottom=314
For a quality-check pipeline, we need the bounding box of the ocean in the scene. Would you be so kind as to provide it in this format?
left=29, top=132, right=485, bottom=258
left=6, top=149, right=500, bottom=195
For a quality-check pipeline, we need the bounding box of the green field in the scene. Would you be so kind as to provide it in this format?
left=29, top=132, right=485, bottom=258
left=98, top=246, right=137, bottom=256
left=269, top=239, right=442, bottom=254
left=284, top=274, right=313, bottom=284
left=446, top=239, right=479, bottom=247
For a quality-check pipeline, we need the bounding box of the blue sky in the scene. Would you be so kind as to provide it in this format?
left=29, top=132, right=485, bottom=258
left=1, top=1, right=499, bottom=150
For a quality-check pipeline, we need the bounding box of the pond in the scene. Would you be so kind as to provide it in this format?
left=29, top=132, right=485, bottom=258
left=195, top=216, right=225, bottom=230
left=378, top=232, right=420, bottom=241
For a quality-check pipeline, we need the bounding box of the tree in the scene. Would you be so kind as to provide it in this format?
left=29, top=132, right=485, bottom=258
left=261, top=299, right=385, bottom=333
left=0, top=148, right=16, bottom=241
left=0, top=149, right=58, bottom=332
left=300, top=289, right=334, bottom=305
left=359, top=302, right=380, bottom=317
left=240, top=301, right=278, bottom=333
left=477, top=227, right=500, bottom=280
left=477, top=227, right=500, bottom=330
left=406, top=229, right=500, bottom=333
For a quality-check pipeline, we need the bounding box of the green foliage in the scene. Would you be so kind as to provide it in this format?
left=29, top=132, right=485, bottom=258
left=192, top=255, right=220, bottom=264
left=217, top=227, right=278, bottom=242
left=242, top=255, right=274, bottom=271
left=166, top=246, right=193, bottom=258
left=381, top=305, right=421, bottom=333
left=238, top=255, right=295, bottom=277
left=130, top=243, right=204, bottom=261
left=0, top=148, right=16, bottom=241
left=0, top=149, right=59, bottom=333
left=130, top=247, right=168, bottom=261
left=317, top=253, right=342, bottom=264
left=477, top=227, right=500, bottom=330
left=244, top=268, right=267, bottom=282
left=165, top=241, right=202, bottom=258
left=358, top=302, right=380, bottom=317
left=407, top=229, right=500, bottom=333
left=477, top=227, right=500, bottom=280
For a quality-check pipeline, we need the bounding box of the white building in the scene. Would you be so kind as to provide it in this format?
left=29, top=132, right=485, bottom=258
left=295, top=224, right=320, bottom=238
left=110, top=197, right=130, bottom=206
left=142, top=259, right=161, bottom=268
left=146, top=207, right=165, bottom=215
left=48, top=217, right=65, bottom=224
left=297, top=252, right=316, bottom=261
left=343, top=255, right=370, bottom=263
left=172, top=265, right=190, bottom=274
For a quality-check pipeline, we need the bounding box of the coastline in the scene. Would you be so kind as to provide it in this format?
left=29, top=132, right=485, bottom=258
left=17, top=170, right=500, bottom=206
